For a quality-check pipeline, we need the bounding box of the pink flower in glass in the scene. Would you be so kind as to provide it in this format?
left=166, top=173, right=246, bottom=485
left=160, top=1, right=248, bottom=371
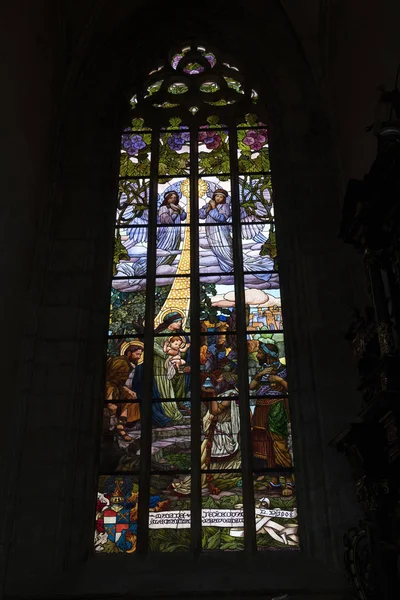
left=199, top=130, right=221, bottom=149
left=243, top=130, right=266, bottom=151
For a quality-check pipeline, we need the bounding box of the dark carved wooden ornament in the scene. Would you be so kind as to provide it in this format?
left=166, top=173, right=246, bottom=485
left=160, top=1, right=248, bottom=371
left=333, top=85, right=400, bottom=599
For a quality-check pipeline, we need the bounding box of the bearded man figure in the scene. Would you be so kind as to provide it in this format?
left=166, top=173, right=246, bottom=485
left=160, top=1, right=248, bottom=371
left=249, top=340, right=294, bottom=496
left=105, top=356, right=140, bottom=446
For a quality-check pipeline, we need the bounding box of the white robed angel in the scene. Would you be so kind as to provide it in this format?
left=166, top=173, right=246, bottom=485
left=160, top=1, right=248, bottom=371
left=198, top=182, right=273, bottom=280
left=116, top=183, right=187, bottom=278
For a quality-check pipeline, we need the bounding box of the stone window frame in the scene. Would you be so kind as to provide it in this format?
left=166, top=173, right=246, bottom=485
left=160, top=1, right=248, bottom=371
left=100, top=42, right=295, bottom=556
left=4, top=12, right=363, bottom=597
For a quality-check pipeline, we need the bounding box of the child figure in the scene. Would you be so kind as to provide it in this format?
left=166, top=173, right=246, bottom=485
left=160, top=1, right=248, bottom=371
left=163, top=335, right=190, bottom=379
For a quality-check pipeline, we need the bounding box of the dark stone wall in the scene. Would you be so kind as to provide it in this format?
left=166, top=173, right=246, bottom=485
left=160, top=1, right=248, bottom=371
left=1, top=0, right=397, bottom=597
left=0, top=0, right=61, bottom=591
left=329, top=0, right=400, bottom=181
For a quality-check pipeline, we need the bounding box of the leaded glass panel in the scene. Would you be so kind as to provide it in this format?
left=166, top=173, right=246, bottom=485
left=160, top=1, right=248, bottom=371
left=96, top=43, right=298, bottom=555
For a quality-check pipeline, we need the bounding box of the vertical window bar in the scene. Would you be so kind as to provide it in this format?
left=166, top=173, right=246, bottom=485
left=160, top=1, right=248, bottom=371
left=228, top=121, right=257, bottom=552
left=190, top=124, right=202, bottom=554
left=137, top=126, right=160, bottom=554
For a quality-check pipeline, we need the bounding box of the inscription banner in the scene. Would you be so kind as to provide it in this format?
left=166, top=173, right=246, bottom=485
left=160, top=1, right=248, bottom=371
left=148, top=507, right=298, bottom=530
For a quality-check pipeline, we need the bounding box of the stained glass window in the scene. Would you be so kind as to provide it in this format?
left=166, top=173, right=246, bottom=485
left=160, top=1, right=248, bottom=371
left=95, top=45, right=298, bottom=555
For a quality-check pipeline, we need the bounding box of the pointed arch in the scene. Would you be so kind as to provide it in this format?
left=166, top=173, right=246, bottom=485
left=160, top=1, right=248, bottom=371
left=96, top=44, right=298, bottom=555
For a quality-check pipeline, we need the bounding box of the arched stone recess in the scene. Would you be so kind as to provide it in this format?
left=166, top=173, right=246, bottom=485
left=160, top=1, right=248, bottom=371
left=4, top=0, right=362, bottom=597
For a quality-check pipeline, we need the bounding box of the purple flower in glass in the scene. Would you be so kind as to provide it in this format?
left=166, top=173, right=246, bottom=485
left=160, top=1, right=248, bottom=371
left=122, top=134, right=146, bottom=156
left=243, top=130, right=266, bottom=152
left=179, top=127, right=190, bottom=142
left=198, top=130, right=222, bottom=149
left=167, top=135, right=185, bottom=151
left=131, top=135, right=146, bottom=150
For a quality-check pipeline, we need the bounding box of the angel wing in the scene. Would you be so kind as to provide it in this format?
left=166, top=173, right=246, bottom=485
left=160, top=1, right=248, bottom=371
left=113, top=215, right=149, bottom=277
left=241, top=211, right=267, bottom=243
left=240, top=203, right=273, bottom=279
left=126, top=212, right=148, bottom=246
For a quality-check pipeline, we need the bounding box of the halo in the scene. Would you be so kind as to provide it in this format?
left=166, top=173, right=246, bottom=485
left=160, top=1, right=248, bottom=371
left=157, top=308, right=186, bottom=328
left=198, top=178, right=208, bottom=198
left=120, top=340, right=145, bottom=365
left=163, top=178, right=208, bottom=203
left=180, top=178, right=191, bottom=198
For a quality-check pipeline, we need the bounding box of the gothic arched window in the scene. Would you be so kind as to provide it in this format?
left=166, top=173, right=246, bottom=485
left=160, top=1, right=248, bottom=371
left=96, top=45, right=298, bottom=554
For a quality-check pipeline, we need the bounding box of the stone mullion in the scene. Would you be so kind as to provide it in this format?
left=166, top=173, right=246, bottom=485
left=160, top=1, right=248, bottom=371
left=229, top=121, right=256, bottom=553
left=190, top=125, right=202, bottom=553
left=137, top=126, right=160, bottom=553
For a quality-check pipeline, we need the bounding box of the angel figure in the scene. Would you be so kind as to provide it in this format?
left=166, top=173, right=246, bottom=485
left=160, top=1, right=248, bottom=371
left=198, top=184, right=273, bottom=279
left=116, top=187, right=187, bottom=278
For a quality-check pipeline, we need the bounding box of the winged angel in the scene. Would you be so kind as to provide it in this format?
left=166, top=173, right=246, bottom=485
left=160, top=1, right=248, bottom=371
left=198, top=178, right=274, bottom=279
left=115, top=180, right=187, bottom=278
left=116, top=177, right=274, bottom=279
